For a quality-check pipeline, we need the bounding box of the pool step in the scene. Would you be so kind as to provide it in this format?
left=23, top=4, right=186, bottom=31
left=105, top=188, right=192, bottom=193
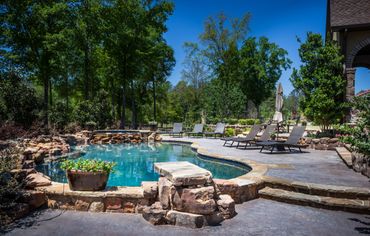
left=259, top=187, right=370, bottom=214
left=262, top=176, right=370, bottom=200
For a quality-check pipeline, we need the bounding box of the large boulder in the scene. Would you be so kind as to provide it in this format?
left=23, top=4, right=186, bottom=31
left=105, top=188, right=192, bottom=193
left=217, top=194, right=236, bottom=219
left=166, top=210, right=205, bottom=228
left=33, top=150, right=47, bottom=164
left=158, top=177, right=173, bottom=209
left=142, top=181, right=158, bottom=201
left=89, top=202, right=105, bottom=212
left=25, top=172, right=52, bottom=188
left=20, top=190, right=47, bottom=209
left=142, top=202, right=168, bottom=225
left=171, top=186, right=217, bottom=215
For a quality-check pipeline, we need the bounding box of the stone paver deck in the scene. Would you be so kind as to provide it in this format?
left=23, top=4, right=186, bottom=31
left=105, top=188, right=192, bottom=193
left=5, top=199, right=370, bottom=236
left=163, top=137, right=370, bottom=188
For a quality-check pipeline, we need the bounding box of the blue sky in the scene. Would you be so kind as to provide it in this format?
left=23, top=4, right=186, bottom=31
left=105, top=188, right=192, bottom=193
left=164, top=0, right=369, bottom=94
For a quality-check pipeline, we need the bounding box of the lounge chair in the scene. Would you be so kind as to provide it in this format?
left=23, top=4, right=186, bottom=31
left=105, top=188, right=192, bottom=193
left=234, top=124, right=276, bottom=149
left=169, top=123, right=183, bottom=137
left=187, top=124, right=204, bottom=137
left=256, top=126, right=307, bottom=153
left=204, top=123, right=225, bottom=138
left=223, top=124, right=261, bottom=147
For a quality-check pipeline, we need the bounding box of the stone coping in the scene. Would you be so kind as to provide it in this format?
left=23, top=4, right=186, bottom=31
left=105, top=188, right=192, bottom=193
left=36, top=182, right=144, bottom=199
left=36, top=140, right=369, bottom=210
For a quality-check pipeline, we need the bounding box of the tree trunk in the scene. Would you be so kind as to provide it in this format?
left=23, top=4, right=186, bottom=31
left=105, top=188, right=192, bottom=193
left=84, top=44, right=90, bottom=100
left=131, top=80, right=137, bottom=129
left=65, top=74, right=69, bottom=111
left=120, top=82, right=126, bottom=129
left=43, top=70, right=49, bottom=129
left=49, top=80, right=52, bottom=107
left=256, top=103, right=261, bottom=122
left=83, top=0, right=90, bottom=100
left=153, top=77, right=156, bottom=122
left=110, top=77, right=115, bottom=119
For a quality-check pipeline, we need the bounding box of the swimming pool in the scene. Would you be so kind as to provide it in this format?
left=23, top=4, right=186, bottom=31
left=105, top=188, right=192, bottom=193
left=37, top=143, right=250, bottom=186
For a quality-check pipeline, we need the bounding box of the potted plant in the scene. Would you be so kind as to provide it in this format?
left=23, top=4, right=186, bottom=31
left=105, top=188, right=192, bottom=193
left=270, top=132, right=277, bottom=140
left=60, top=159, right=116, bottom=191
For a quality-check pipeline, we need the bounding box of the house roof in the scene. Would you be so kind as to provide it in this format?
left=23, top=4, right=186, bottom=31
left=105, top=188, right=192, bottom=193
left=356, top=89, right=370, bottom=97
left=328, top=0, right=370, bottom=29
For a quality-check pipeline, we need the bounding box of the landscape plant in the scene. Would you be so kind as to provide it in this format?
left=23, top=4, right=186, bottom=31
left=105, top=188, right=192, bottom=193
left=339, top=95, right=370, bottom=158
left=290, top=33, right=346, bottom=131
left=60, top=159, right=116, bottom=173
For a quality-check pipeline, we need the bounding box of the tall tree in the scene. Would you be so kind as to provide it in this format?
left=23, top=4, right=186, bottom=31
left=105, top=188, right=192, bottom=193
left=290, top=33, right=346, bottom=130
left=199, top=12, right=250, bottom=119
left=239, top=37, right=291, bottom=118
left=180, top=42, right=210, bottom=122
left=1, top=1, right=70, bottom=128
left=104, top=0, right=174, bottom=129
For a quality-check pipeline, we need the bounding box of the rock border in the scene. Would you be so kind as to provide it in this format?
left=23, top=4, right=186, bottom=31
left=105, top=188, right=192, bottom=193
left=34, top=139, right=369, bottom=214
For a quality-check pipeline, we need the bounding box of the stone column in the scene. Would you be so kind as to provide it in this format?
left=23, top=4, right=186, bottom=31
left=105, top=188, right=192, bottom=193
left=345, top=68, right=356, bottom=122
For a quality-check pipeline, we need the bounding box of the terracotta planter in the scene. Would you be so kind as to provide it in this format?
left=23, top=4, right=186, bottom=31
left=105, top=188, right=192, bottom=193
left=66, top=170, right=109, bottom=191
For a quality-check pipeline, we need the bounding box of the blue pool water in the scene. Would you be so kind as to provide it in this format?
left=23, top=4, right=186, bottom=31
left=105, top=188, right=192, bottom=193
left=37, top=143, right=250, bottom=186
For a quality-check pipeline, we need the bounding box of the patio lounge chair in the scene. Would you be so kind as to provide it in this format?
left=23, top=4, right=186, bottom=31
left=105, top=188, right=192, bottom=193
left=187, top=124, right=204, bottom=137
left=223, top=124, right=261, bottom=147
left=256, top=126, right=307, bottom=153
left=233, top=124, right=276, bottom=149
left=169, top=123, right=183, bottom=137
left=204, top=123, right=225, bottom=138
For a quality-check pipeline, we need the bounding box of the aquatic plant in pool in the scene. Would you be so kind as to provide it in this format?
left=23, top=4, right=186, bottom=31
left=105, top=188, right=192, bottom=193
left=37, top=143, right=250, bottom=186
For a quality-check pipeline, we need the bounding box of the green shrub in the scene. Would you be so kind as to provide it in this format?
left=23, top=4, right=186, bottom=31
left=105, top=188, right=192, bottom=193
left=73, top=90, right=113, bottom=129
left=0, top=73, right=42, bottom=127
left=206, top=117, right=220, bottom=125
left=225, top=128, right=235, bottom=137
left=238, top=119, right=260, bottom=125
left=60, top=159, right=116, bottom=173
left=50, top=101, right=70, bottom=130
left=339, top=95, right=370, bottom=157
left=85, top=121, right=97, bottom=131
left=0, top=148, right=24, bottom=225
left=225, top=118, right=238, bottom=125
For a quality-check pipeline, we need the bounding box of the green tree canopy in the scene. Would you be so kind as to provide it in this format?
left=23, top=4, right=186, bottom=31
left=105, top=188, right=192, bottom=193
left=239, top=37, right=291, bottom=118
left=290, top=32, right=346, bottom=130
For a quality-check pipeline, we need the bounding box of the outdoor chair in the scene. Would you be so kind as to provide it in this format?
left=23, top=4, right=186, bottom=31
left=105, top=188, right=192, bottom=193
left=256, top=126, right=307, bottom=153
left=169, top=123, right=183, bottom=137
left=187, top=124, right=204, bottom=137
left=204, top=123, right=225, bottom=138
left=235, top=124, right=276, bottom=149
left=223, top=124, right=261, bottom=147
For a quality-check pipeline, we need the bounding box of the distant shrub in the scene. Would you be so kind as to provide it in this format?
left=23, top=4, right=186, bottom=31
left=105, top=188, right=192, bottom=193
left=64, top=122, right=81, bottom=134
left=0, top=148, right=24, bottom=225
left=206, top=117, right=220, bottom=124
left=0, top=73, right=42, bottom=127
left=50, top=101, right=70, bottom=130
left=225, top=118, right=238, bottom=125
left=73, top=90, right=113, bottom=129
left=238, top=119, right=260, bottom=125
left=225, top=128, right=235, bottom=137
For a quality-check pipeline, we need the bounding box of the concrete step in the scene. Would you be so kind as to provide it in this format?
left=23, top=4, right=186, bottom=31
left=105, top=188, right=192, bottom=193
left=262, top=176, right=370, bottom=200
left=259, top=187, right=370, bottom=214
left=336, top=147, right=353, bottom=167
